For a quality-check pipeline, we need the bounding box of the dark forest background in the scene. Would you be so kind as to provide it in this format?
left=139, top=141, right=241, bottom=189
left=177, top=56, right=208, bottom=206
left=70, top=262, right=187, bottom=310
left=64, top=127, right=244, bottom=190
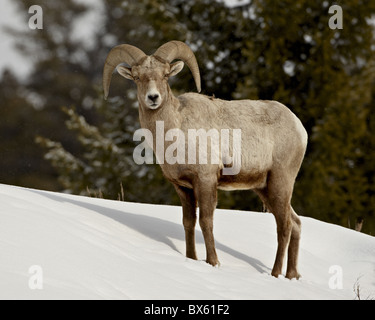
left=1, top=0, right=375, bottom=234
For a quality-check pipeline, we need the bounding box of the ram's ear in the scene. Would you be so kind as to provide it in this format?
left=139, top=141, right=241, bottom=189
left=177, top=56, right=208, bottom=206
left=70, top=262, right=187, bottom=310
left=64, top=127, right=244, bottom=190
left=168, top=61, right=184, bottom=77
left=117, top=66, right=134, bottom=80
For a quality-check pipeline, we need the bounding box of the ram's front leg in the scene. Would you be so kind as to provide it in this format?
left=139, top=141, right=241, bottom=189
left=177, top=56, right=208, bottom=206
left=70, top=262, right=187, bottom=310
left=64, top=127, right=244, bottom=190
left=195, top=179, right=219, bottom=266
left=174, top=184, right=198, bottom=260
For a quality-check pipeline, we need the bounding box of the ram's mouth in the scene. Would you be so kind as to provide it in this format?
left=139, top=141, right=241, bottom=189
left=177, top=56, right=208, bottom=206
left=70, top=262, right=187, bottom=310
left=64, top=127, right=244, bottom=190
left=148, top=103, right=160, bottom=109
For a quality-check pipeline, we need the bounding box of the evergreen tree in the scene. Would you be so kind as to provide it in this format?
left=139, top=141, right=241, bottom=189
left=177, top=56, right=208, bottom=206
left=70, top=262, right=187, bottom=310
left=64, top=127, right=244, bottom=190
left=4, top=0, right=375, bottom=233
left=36, top=99, right=180, bottom=204
left=37, top=0, right=260, bottom=206
left=236, top=0, right=375, bottom=232
left=304, top=66, right=375, bottom=233
left=0, top=69, right=56, bottom=189
left=1, top=0, right=96, bottom=190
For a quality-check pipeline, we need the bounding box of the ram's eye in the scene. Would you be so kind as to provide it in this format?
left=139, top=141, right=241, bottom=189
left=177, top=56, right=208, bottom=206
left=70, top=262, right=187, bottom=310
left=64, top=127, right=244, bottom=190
left=133, top=76, right=140, bottom=81
left=164, top=74, right=169, bottom=79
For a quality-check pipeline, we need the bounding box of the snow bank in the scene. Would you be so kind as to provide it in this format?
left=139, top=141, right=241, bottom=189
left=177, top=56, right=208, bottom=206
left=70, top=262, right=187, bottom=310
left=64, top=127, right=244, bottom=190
left=0, top=184, right=374, bottom=300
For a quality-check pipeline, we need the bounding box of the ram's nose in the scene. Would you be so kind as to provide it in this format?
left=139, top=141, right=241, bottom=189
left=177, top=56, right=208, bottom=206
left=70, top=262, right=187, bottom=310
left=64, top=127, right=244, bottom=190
left=148, top=94, right=160, bottom=103
left=145, top=92, right=161, bottom=109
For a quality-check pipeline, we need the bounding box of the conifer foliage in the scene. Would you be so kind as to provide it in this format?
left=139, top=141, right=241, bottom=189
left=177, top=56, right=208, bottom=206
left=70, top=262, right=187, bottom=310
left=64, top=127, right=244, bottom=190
left=1, top=0, right=375, bottom=233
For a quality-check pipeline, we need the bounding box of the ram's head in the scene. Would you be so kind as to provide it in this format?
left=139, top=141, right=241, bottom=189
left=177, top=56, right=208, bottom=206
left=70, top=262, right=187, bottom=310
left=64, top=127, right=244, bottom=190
left=103, top=41, right=201, bottom=110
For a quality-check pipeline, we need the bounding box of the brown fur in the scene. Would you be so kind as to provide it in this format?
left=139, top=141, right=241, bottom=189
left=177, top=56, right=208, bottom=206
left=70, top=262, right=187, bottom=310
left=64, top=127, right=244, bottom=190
left=114, top=50, right=307, bottom=279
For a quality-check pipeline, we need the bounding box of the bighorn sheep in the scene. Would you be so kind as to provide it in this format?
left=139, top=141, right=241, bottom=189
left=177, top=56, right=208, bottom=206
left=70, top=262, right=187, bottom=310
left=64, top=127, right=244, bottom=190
left=103, top=41, right=307, bottom=279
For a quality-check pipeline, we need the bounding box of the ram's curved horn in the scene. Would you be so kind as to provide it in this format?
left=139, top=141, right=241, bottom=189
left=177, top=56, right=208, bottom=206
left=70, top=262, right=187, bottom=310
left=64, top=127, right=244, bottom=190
left=153, top=41, right=201, bottom=92
left=103, top=44, right=146, bottom=99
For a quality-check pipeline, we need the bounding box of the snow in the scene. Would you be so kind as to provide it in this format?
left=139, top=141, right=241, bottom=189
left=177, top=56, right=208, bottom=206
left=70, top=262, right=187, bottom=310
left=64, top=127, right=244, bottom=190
left=0, top=183, right=374, bottom=300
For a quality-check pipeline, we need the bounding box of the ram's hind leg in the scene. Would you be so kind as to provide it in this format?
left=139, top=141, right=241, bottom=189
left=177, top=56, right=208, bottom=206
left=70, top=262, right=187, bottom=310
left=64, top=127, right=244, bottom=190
left=255, top=171, right=301, bottom=279
left=271, top=204, right=293, bottom=278
left=174, top=185, right=198, bottom=260
left=286, top=208, right=301, bottom=279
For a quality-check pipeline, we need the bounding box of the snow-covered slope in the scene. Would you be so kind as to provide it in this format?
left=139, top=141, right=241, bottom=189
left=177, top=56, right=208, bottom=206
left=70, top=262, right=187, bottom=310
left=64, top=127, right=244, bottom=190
left=0, top=184, right=374, bottom=300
